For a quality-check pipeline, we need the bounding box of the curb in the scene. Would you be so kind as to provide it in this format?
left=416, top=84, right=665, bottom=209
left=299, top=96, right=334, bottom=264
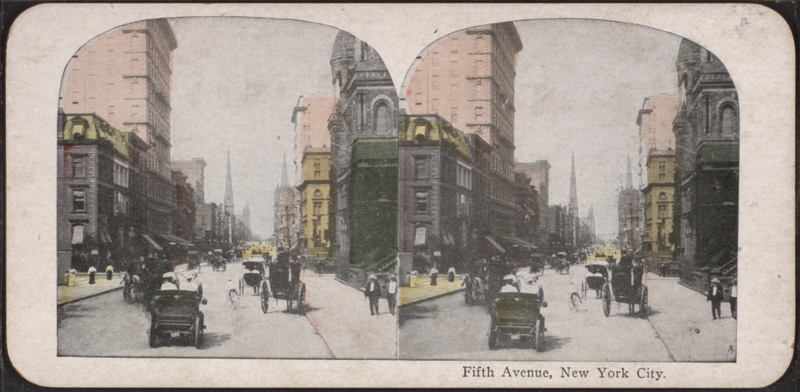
left=58, top=286, right=123, bottom=307
left=400, top=287, right=465, bottom=308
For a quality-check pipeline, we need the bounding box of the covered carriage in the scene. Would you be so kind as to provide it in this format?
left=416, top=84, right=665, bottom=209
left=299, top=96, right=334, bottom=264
left=488, top=291, right=548, bottom=351
left=148, top=289, right=207, bottom=348
left=259, top=254, right=306, bottom=314
left=239, top=261, right=266, bottom=295
left=601, top=262, right=648, bottom=317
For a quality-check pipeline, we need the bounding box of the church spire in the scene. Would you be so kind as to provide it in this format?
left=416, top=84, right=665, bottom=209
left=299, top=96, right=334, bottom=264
left=224, top=149, right=235, bottom=216
left=626, top=154, right=634, bottom=190
left=280, top=151, right=290, bottom=186
left=569, top=150, right=579, bottom=218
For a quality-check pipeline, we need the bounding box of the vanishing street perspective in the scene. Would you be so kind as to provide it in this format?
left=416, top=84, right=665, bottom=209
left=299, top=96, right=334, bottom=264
left=397, top=20, right=738, bottom=361
left=56, top=18, right=397, bottom=358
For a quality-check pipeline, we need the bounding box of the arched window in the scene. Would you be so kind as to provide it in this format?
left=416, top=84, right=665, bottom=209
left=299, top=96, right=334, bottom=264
left=721, top=105, right=736, bottom=134
left=374, top=101, right=390, bottom=134
left=314, top=189, right=322, bottom=198
left=658, top=192, right=667, bottom=201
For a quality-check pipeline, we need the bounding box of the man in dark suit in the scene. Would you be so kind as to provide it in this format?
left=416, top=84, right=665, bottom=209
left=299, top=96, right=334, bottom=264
left=364, top=275, right=381, bottom=315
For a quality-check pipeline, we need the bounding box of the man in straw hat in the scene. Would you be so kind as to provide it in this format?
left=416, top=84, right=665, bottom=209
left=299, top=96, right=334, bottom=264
left=707, top=277, right=724, bottom=320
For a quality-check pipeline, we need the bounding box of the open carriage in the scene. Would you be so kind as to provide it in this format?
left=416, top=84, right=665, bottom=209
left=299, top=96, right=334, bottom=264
left=601, top=263, right=648, bottom=317
left=148, top=289, right=207, bottom=348
left=259, top=254, right=306, bottom=314
left=488, top=291, right=548, bottom=351
left=239, top=261, right=266, bottom=295
left=584, top=263, right=608, bottom=299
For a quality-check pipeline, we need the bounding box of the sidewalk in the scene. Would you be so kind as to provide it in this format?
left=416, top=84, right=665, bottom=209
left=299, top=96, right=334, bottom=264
left=400, top=275, right=464, bottom=307
left=58, top=273, right=122, bottom=305
left=646, top=272, right=737, bottom=362
left=302, top=270, right=397, bottom=359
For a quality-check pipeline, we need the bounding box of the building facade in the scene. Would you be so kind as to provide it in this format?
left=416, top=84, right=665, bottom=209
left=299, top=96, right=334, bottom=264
left=398, top=115, right=474, bottom=277
left=300, top=149, right=335, bottom=258
left=516, top=160, right=550, bottom=247
left=278, top=187, right=302, bottom=252
left=299, top=97, right=338, bottom=151
left=403, top=22, right=523, bottom=256
left=673, top=39, right=739, bottom=287
left=57, top=114, right=135, bottom=280
left=172, top=158, right=207, bottom=241
left=329, top=31, right=399, bottom=270
left=642, top=150, right=678, bottom=261
left=60, top=18, right=178, bottom=238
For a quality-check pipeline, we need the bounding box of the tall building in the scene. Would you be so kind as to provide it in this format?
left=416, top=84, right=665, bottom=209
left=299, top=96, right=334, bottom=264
left=618, top=155, right=643, bottom=252
left=172, top=158, right=207, bottom=241
left=278, top=187, right=302, bottom=251
left=642, top=150, right=678, bottom=261
left=569, top=152, right=579, bottom=219
left=299, top=97, right=338, bottom=151
left=516, top=160, right=550, bottom=247
left=398, top=115, right=474, bottom=277
left=224, top=150, right=235, bottom=216
left=300, top=149, right=334, bottom=258
left=60, top=19, right=178, bottom=238
left=673, top=39, right=739, bottom=287
left=242, top=201, right=251, bottom=240
left=329, top=31, right=399, bottom=271
left=273, top=152, right=291, bottom=245
left=404, top=22, right=523, bottom=256
left=637, top=96, right=681, bottom=188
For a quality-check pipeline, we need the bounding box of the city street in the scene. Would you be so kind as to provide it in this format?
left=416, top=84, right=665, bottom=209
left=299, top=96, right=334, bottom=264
left=399, top=266, right=736, bottom=361
left=58, top=260, right=332, bottom=358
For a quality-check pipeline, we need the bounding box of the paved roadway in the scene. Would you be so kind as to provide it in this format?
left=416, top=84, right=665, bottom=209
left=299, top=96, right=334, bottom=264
left=58, top=260, right=333, bottom=358
left=399, top=266, right=736, bottom=361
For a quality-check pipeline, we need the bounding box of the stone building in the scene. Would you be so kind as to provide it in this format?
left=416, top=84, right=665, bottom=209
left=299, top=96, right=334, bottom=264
left=673, top=39, right=739, bottom=288
left=172, top=158, right=207, bottom=240
left=403, top=22, right=523, bottom=256
left=328, top=31, right=399, bottom=272
left=278, top=187, right=302, bottom=252
left=57, top=114, right=135, bottom=280
left=60, top=18, right=178, bottom=238
left=398, top=115, right=474, bottom=276
left=300, top=148, right=334, bottom=258
left=516, top=160, right=550, bottom=248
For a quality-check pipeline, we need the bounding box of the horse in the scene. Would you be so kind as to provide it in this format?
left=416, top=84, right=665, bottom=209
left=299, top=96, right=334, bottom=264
left=121, top=271, right=141, bottom=304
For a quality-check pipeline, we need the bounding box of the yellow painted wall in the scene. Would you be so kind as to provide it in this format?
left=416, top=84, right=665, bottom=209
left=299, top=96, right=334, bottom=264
left=301, top=150, right=333, bottom=258
left=644, top=154, right=678, bottom=258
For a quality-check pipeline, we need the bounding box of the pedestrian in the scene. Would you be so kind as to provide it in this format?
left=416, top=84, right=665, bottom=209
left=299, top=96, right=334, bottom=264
left=447, top=267, right=456, bottom=282
left=729, top=278, right=737, bottom=320
left=106, top=264, right=114, bottom=280
left=88, top=266, right=97, bottom=284
left=387, top=275, right=398, bottom=315
left=707, top=278, right=724, bottom=320
left=430, top=266, right=438, bottom=286
left=364, top=275, right=381, bottom=315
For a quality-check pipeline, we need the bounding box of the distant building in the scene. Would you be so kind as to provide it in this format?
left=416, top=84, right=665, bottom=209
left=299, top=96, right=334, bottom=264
left=172, top=158, right=207, bottom=241
left=398, top=115, right=474, bottom=277
left=637, top=96, right=681, bottom=188
left=515, top=160, right=550, bottom=247
left=404, top=22, right=524, bottom=256
left=299, top=97, right=338, bottom=151
left=642, top=150, right=678, bottom=261
left=172, top=170, right=196, bottom=242
left=673, top=39, right=739, bottom=288
left=300, top=149, right=334, bottom=258
left=514, top=171, right=539, bottom=247
left=224, top=150, right=235, bottom=217
left=278, top=187, right=302, bottom=251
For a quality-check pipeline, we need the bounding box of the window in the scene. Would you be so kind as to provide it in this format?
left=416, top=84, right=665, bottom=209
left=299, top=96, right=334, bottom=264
left=659, top=173, right=666, bottom=182
left=658, top=204, right=668, bottom=219
left=658, top=192, right=667, bottom=201
left=414, top=92, right=422, bottom=106
left=474, top=59, right=484, bottom=75
left=72, top=189, right=86, bottom=212
left=313, top=202, right=322, bottom=215
left=432, top=75, right=440, bottom=90
left=414, top=226, right=427, bottom=246
left=415, top=191, right=429, bottom=214
left=431, top=98, right=439, bottom=111
left=374, top=101, right=390, bottom=134
left=704, top=95, right=711, bottom=134
left=72, top=155, right=86, bottom=178
left=721, top=105, right=736, bottom=134
left=71, top=224, right=85, bottom=245
left=414, top=157, right=429, bottom=179
left=475, top=106, right=484, bottom=121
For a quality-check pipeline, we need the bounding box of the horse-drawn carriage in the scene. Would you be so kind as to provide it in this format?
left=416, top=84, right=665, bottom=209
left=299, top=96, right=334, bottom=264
left=584, top=263, right=608, bottom=299
left=553, top=252, right=570, bottom=275
left=488, top=290, right=548, bottom=351
left=211, top=249, right=226, bottom=272
left=259, top=254, right=306, bottom=314
left=148, top=289, right=207, bottom=348
left=600, top=262, right=648, bottom=317
left=239, top=261, right=266, bottom=295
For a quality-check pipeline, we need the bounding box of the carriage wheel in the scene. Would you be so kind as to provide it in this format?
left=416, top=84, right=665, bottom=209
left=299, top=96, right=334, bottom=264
left=297, top=284, right=306, bottom=315
left=260, top=284, right=270, bottom=314
left=488, top=319, right=498, bottom=350
left=194, top=314, right=204, bottom=349
left=148, top=320, right=159, bottom=348
left=239, top=279, right=245, bottom=297
left=532, top=318, right=543, bottom=352
left=639, top=286, right=649, bottom=318
left=602, top=284, right=612, bottom=317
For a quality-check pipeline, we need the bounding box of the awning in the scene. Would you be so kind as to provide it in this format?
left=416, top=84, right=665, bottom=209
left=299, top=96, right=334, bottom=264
left=484, top=236, right=506, bottom=254
left=500, top=236, right=537, bottom=248
left=158, top=234, right=193, bottom=247
left=142, top=234, right=164, bottom=251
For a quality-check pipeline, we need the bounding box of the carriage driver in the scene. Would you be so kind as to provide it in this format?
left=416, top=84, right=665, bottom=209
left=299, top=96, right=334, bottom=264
left=500, top=275, right=519, bottom=293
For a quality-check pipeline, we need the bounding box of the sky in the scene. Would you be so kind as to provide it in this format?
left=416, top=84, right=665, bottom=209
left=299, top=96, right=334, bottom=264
left=169, top=17, right=338, bottom=239
left=513, top=19, right=682, bottom=238
left=168, top=17, right=682, bottom=240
